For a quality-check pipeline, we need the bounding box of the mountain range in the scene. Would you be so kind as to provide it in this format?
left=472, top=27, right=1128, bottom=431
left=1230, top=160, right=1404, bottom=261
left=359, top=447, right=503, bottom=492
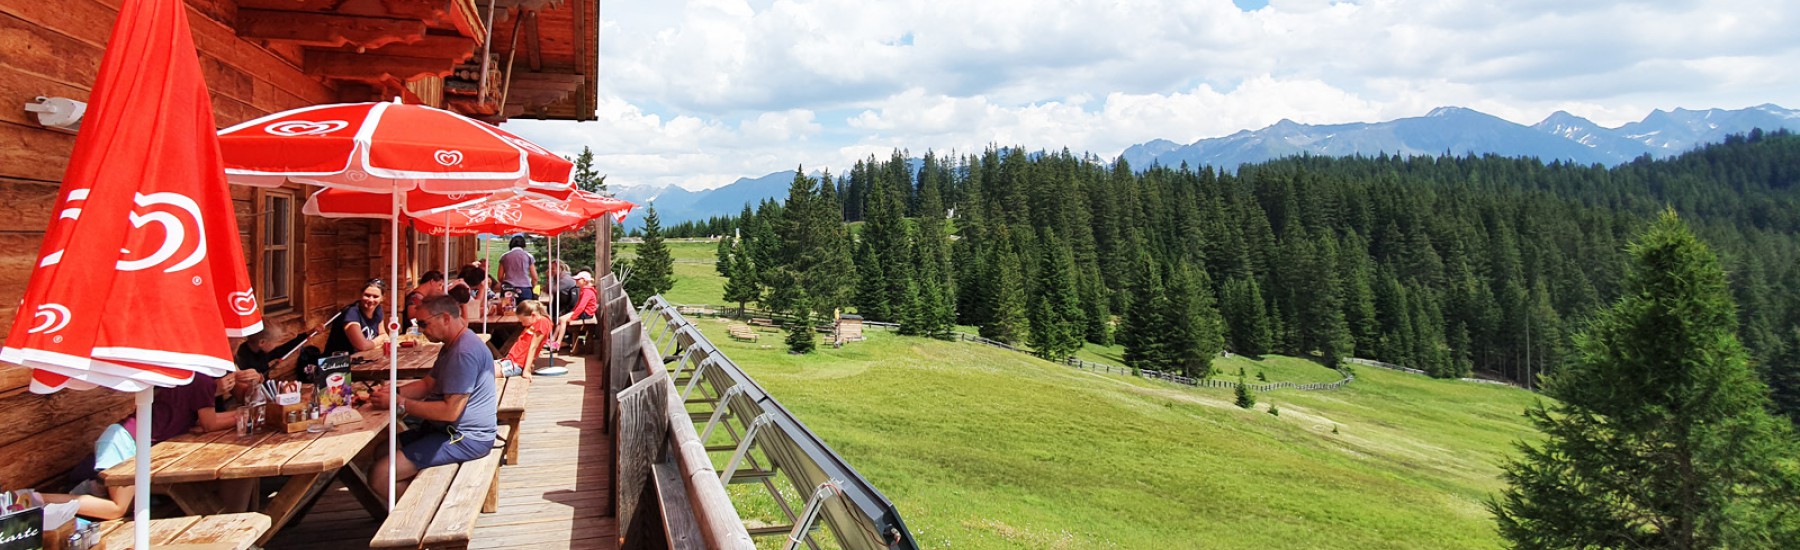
left=1122, top=103, right=1799, bottom=171
left=614, top=104, right=1799, bottom=229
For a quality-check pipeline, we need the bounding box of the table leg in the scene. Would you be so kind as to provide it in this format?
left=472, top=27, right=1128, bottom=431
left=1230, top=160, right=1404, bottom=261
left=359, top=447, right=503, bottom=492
left=165, top=483, right=227, bottom=515
left=338, top=460, right=388, bottom=519
left=255, top=472, right=333, bottom=547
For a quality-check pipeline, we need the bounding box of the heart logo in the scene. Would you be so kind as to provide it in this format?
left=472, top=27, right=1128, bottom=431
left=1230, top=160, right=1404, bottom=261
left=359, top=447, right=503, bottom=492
left=266, top=120, right=348, bottom=137
left=435, top=150, right=464, bottom=166
left=229, top=290, right=258, bottom=316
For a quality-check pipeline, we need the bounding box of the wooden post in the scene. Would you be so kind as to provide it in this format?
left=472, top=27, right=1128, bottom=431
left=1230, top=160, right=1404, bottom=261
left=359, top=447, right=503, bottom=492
left=597, top=216, right=612, bottom=279
left=617, top=370, right=670, bottom=550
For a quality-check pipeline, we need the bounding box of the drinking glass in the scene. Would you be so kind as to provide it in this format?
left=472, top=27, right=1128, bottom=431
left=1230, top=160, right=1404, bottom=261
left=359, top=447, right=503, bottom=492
left=235, top=410, right=251, bottom=437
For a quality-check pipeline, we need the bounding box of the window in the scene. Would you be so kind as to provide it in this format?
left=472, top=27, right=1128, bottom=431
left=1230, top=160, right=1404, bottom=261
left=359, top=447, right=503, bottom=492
left=413, top=229, right=435, bottom=281
left=256, top=189, right=298, bottom=313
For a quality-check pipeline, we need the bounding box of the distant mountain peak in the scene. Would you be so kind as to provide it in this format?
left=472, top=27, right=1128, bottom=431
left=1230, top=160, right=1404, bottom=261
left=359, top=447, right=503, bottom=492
left=1119, top=104, right=1797, bottom=173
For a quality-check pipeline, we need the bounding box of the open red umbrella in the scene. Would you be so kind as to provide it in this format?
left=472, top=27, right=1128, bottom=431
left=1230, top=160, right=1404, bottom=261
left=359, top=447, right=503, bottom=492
left=217, top=101, right=575, bottom=195
left=0, top=0, right=259, bottom=547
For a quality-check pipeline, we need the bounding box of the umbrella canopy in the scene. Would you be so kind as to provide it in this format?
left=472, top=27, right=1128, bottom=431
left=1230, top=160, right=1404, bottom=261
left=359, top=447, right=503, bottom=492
left=302, top=188, right=634, bottom=237
left=217, top=101, right=576, bottom=196
left=1, top=0, right=259, bottom=393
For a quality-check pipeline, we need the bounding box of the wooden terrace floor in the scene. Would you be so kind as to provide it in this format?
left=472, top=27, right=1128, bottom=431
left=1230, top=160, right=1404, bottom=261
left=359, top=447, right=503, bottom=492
left=268, top=352, right=619, bottom=549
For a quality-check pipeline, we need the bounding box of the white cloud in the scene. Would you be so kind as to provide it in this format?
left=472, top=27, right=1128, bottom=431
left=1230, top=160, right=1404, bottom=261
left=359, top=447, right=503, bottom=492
left=503, top=0, right=1800, bottom=191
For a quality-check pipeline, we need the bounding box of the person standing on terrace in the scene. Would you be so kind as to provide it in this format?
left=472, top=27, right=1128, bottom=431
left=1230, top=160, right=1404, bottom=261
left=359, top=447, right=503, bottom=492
left=498, top=235, right=538, bottom=300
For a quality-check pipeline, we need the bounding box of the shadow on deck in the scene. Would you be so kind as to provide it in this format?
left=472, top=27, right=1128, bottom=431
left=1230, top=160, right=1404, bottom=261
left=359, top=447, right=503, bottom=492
left=266, top=353, right=618, bottom=549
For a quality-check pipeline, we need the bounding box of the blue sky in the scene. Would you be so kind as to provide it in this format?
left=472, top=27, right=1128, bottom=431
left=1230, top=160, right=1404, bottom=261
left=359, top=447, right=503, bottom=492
left=503, top=0, right=1800, bottom=191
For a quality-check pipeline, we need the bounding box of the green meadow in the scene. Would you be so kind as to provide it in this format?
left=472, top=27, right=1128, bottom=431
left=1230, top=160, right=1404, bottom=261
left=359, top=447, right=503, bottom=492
left=654, top=241, right=1544, bottom=548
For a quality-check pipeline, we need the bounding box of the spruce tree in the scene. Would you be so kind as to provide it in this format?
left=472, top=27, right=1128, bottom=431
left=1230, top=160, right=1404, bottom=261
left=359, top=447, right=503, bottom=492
left=785, top=307, right=816, bottom=354
left=1234, top=375, right=1256, bottom=409
left=624, top=205, right=674, bottom=299
left=1165, top=265, right=1225, bottom=378
left=1221, top=276, right=1272, bottom=358
left=721, top=232, right=760, bottom=315
left=1492, top=211, right=1800, bottom=548
left=1027, top=229, right=1083, bottom=361
left=983, top=227, right=1031, bottom=345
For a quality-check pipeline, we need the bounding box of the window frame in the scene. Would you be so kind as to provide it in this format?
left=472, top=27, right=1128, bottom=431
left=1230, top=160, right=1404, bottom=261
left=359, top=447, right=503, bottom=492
left=253, top=187, right=299, bottom=314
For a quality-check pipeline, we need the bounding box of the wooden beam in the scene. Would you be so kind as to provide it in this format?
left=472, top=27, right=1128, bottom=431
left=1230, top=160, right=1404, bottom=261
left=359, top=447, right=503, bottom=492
left=304, top=51, right=458, bottom=84
left=524, top=10, right=542, bottom=71
left=237, top=10, right=427, bottom=50
left=363, top=35, right=480, bottom=63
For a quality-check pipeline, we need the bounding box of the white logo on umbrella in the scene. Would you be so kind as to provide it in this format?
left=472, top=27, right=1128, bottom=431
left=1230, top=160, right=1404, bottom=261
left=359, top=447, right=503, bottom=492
left=266, top=120, right=348, bottom=137
left=346, top=170, right=369, bottom=182
left=457, top=202, right=522, bottom=225
left=229, top=289, right=258, bottom=316
left=435, top=150, right=464, bottom=166
left=118, top=192, right=207, bottom=273
left=27, top=303, right=70, bottom=334
left=503, top=136, right=551, bottom=156
left=38, top=189, right=90, bottom=268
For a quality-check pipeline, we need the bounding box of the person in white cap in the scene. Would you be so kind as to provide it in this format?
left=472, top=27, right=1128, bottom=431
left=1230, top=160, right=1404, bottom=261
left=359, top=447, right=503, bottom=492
left=547, top=271, right=598, bottom=354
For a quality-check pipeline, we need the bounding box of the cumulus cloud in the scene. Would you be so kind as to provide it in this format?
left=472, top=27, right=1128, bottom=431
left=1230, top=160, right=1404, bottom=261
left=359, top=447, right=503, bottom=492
left=503, top=0, right=1800, bottom=191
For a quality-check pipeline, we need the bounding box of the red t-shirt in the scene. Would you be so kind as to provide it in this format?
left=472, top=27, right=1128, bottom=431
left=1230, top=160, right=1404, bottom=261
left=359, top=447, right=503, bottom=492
left=505, top=317, right=554, bottom=366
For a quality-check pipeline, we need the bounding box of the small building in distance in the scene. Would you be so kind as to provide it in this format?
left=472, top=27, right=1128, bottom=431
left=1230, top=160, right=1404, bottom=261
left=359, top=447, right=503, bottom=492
left=835, top=313, right=865, bottom=345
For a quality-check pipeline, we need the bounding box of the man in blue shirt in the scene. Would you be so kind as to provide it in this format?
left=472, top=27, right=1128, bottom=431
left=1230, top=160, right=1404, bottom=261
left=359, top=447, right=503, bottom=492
left=370, top=294, right=498, bottom=500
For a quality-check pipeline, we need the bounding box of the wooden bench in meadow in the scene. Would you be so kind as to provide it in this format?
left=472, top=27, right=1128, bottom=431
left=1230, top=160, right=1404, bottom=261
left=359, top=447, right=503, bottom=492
left=368, top=424, right=511, bottom=550
left=727, top=324, right=758, bottom=342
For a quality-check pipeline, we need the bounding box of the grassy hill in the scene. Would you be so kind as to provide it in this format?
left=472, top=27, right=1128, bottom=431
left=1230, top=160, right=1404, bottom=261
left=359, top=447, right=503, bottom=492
left=630, top=242, right=1543, bottom=548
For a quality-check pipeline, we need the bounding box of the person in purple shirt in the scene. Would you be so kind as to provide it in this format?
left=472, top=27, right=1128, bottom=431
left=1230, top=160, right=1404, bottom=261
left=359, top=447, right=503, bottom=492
left=42, top=374, right=252, bottom=521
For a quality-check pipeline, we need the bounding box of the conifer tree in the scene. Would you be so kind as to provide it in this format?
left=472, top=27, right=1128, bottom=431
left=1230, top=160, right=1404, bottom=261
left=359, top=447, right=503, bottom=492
left=721, top=232, right=760, bottom=315
left=1027, top=229, right=1083, bottom=361
left=1221, top=276, right=1272, bottom=358
left=1165, top=265, right=1226, bottom=378
left=1492, top=211, right=1800, bottom=548
left=785, top=306, right=816, bottom=354
left=624, top=205, right=674, bottom=299
left=983, top=227, right=1030, bottom=344
left=1234, top=375, right=1256, bottom=409
left=1121, top=255, right=1169, bottom=371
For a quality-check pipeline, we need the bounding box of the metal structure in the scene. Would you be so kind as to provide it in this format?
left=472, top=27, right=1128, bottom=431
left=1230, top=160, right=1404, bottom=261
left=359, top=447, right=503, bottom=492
left=638, top=295, right=920, bottom=550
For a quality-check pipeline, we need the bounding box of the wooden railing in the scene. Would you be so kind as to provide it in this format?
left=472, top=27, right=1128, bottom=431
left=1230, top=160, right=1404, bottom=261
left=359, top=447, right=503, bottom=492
left=631, top=296, right=919, bottom=550
left=600, top=276, right=754, bottom=549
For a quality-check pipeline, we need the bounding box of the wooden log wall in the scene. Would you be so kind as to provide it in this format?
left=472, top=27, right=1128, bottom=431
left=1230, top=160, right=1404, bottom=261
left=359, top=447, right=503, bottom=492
left=0, top=0, right=432, bottom=489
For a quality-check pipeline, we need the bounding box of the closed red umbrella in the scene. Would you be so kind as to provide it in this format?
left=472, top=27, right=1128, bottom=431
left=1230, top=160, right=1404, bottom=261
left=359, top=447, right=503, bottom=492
left=0, top=0, right=259, bottom=547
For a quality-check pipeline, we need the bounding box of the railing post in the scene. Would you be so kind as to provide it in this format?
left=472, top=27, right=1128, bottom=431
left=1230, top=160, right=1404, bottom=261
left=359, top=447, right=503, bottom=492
left=719, top=413, right=776, bottom=485
left=781, top=480, right=844, bottom=550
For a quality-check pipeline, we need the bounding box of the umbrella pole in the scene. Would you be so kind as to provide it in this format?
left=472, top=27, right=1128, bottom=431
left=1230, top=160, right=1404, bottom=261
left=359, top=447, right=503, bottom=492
left=482, top=237, right=489, bottom=335
left=388, top=196, right=400, bottom=511
left=133, top=389, right=151, bottom=550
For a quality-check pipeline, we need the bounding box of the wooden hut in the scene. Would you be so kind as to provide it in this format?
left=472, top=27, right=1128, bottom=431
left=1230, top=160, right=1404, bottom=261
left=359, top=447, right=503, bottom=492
left=835, top=313, right=865, bottom=344
left=0, top=0, right=601, bottom=490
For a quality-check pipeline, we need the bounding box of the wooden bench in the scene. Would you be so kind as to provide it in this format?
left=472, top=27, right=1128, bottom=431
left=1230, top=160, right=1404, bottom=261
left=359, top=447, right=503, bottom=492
left=566, top=316, right=600, bottom=354
left=727, top=324, right=758, bottom=342
left=93, top=512, right=272, bottom=550
left=496, top=376, right=529, bottom=465
left=369, top=424, right=511, bottom=550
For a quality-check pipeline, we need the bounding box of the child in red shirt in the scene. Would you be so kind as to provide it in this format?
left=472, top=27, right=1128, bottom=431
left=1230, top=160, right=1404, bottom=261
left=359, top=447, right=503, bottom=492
left=497, top=300, right=553, bottom=378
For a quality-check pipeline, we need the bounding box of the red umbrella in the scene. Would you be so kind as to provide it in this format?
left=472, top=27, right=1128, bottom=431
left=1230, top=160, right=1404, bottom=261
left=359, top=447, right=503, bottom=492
left=0, top=0, right=259, bottom=547
left=302, top=188, right=634, bottom=237
left=217, top=101, right=575, bottom=195
left=301, top=187, right=496, bottom=219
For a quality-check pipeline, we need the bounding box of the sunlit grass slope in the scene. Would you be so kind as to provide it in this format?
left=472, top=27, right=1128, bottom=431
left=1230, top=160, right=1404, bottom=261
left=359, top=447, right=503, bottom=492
left=687, top=318, right=1541, bottom=549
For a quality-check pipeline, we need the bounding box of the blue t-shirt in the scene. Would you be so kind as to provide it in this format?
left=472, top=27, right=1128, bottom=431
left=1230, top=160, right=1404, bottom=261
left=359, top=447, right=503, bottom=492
left=325, top=303, right=383, bottom=355
left=428, top=328, right=497, bottom=443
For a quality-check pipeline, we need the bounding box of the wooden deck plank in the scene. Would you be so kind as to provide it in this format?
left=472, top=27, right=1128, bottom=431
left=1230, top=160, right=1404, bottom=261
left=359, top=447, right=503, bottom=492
left=266, top=353, right=618, bottom=550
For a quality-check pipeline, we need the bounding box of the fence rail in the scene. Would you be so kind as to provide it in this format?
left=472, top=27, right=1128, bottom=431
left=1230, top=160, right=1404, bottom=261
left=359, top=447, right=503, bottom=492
left=636, top=295, right=920, bottom=550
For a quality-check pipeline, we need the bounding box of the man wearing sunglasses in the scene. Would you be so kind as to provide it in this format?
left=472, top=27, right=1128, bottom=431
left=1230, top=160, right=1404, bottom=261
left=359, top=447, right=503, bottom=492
left=368, top=294, right=498, bottom=501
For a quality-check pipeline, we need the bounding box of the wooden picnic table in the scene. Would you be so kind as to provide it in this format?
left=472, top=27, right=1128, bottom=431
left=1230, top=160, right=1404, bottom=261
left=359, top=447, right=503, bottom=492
left=92, top=512, right=271, bottom=550
left=351, top=344, right=441, bottom=380
left=98, top=409, right=393, bottom=546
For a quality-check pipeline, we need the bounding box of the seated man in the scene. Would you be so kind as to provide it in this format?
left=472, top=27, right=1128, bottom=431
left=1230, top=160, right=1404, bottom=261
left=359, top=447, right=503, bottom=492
left=369, top=295, right=498, bottom=501
left=41, top=374, right=252, bottom=521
